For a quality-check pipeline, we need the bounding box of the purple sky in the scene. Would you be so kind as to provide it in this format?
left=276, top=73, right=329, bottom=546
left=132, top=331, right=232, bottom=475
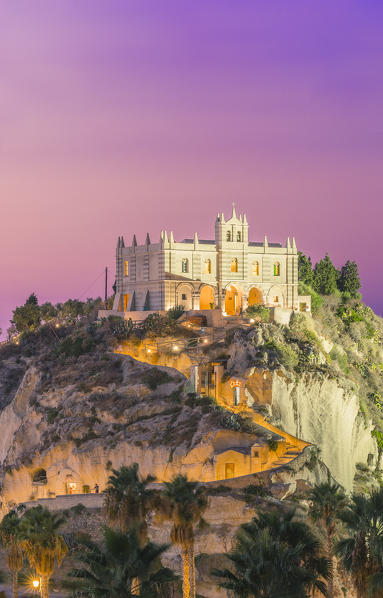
left=1, top=1, right=383, bottom=337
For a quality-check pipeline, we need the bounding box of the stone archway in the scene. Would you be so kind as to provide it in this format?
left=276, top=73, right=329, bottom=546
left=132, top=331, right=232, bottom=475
left=224, top=285, right=242, bottom=316
left=176, top=283, right=193, bottom=311
left=248, top=287, right=263, bottom=306
left=200, top=285, right=215, bottom=310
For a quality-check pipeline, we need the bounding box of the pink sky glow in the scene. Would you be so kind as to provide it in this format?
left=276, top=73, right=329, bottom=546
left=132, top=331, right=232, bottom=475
left=1, top=1, right=383, bottom=336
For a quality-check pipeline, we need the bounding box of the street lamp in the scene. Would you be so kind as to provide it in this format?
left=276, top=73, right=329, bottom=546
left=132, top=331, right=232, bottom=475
left=32, top=578, right=42, bottom=597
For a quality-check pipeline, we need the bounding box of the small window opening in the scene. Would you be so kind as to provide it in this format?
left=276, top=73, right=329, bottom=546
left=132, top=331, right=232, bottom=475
left=124, top=260, right=129, bottom=276
left=204, top=259, right=212, bottom=274
left=274, top=262, right=280, bottom=276
left=231, top=258, right=238, bottom=273
left=182, top=258, right=189, bottom=273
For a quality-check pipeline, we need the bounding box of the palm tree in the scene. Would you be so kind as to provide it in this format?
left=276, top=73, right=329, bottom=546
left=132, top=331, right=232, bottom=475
left=159, top=475, right=207, bottom=598
left=103, top=463, right=156, bottom=543
left=0, top=509, right=23, bottom=598
left=68, top=526, right=175, bottom=597
left=214, top=509, right=328, bottom=598
left=336, top=487, right=383, bottom=598
left=103, top=464, right=157, bottom=595
left=19, top=505, right=68, bottom=598
left=309, top=482, right=347, bottom=598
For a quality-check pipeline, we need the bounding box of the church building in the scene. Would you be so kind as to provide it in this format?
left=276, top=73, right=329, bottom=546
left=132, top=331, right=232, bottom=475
left=113, top=207, right=309, bottom=315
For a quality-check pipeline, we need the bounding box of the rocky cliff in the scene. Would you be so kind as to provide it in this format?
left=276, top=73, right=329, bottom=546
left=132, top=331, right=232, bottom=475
left=226, top=299, right=383, bottom=491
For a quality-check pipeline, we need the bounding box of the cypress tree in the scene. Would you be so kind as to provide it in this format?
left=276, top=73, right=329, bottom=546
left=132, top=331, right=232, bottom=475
left=339, top=260, right=361, bottom=297
left=298, top=252, right=314, bottom=286
left=313, top=254, right=337, bottom=295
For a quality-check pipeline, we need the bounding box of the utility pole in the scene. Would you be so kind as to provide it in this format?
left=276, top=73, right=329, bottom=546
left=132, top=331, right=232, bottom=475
left=105, top=266, right=108, bottom=309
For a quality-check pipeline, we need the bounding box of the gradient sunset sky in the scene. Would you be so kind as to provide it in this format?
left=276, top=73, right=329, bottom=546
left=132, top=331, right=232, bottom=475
left=1, top=1, right=383, bottom=336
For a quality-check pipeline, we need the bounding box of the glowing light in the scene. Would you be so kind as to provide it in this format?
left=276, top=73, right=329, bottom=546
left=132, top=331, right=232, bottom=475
left=55, top=323, right=60, bottom=328
left=250, top=318, right=255, bottom=323
left=173, top=345, right=179, bottom=351
left=32, top=580, right=40, bottom=588
left=147, top=348, right=151, bottom=353
left=203, top=339, right=208, bottom=344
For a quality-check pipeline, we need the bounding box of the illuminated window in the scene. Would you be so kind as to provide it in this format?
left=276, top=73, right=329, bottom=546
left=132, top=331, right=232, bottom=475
left=237, top=231, right=241, bottom=242
left=124, top=260, right=129, bottom=276
left=226, top=231, right=231, bottom=241
left=204, top=259, right=212, bottom=274
left=274, top=262, right=280, bottom=276
left=252, top=261, right=260, bottom=276
left=274, top=296, right=279, bottom=303
left=182, top=258, right=189, bottom=273
left=231, top=258, right=238, bottom=273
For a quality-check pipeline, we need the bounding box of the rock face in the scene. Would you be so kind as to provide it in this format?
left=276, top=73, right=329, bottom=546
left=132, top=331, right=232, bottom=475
left=225, top=318, right=381, bottom=492
left=270, top=372, right=377, bottom=490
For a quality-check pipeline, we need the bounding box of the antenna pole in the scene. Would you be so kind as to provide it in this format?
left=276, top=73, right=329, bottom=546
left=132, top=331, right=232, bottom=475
left=105, top=267, right=108, bottom=309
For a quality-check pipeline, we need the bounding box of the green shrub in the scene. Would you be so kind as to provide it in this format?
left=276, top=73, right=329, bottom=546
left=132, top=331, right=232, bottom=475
left=298, top=282, right=323, bottom=314
left=329, top=347, right=349, bottom=374
left=167, top=305, right=185, bottom=321
left=242, top=482, right=268, bottom=502
left=246, top=305, right=270, bottom=322
left=267, top=439, right=279, bottom=452
left=56, top=335, right=95, bottom=358
left=112, top=318, right=133, bottom=339
left=142, top=368, right=173, bottom=390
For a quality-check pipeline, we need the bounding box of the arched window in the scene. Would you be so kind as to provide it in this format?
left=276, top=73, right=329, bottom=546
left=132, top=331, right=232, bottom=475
left=237, top=231, right=241, bottom=242
left=204, top=259, right=212, bottom=274
left=124, top=260, right=129, bottom=276
left=252, top=261, right=260, bottom=276
left=226, top=231, right=231, bottom=242
left=182, top=258, right=189, bottom=273
left=274, top=262, right=281, bottom=276
left=231, top=258, right=238, bottom=273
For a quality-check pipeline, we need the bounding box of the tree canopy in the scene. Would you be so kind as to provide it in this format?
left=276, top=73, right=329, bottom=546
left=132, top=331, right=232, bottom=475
left=313, top=254, right=338, bottom=295
left=338, top=260, right=361, bottom=297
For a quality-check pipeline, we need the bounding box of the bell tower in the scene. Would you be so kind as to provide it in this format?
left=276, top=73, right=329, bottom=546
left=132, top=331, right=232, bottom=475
left=215, top=205, right=249, bottom=309
left=215, top=204, right=249, bottom=247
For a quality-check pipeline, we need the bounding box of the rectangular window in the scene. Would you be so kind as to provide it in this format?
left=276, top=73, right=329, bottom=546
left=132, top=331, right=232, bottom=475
left=274, top=296, right=279, bottom=303
left=234, top=386, right=240, bottom=406
left=182, top=293, right=187, bottom=300
left=124, top=260, right=129, bottom=276
left=204, top=259, right=211, bottom=274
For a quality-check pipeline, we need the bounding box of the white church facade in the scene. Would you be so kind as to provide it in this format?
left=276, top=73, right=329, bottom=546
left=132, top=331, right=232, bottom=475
left=113, top=207, right=310, bottom=316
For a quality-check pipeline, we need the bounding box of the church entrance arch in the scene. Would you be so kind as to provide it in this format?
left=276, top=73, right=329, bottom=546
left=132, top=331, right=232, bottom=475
left=248, top=287, right=263, bottom=307
left=199, top=285, right=215, bottom=310
left=176, top=283, right=193, bottom=311
left=224, top=285, right=242, bottom=316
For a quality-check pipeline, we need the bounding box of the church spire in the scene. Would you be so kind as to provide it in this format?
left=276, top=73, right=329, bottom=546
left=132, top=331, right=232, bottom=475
left=231, top=202, right=237, bottom=220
